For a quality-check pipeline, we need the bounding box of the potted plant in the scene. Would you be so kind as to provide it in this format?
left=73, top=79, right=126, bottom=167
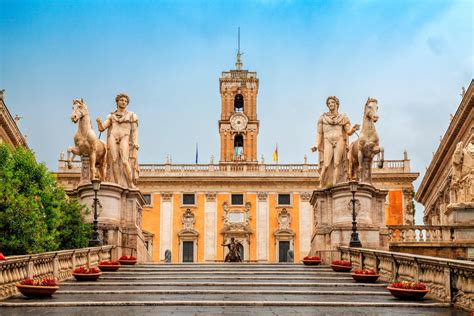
left=302, top=255, right=321, bottom=266
left=16, top=277, right=59, bottom=298
left=331, top=260, right=352, bottom=272
left=0, top=252, right=5, bottom=260
left=119, top=255, right=137, bottom=265
left=72, top=266, right=102, bottom=281
left=387, top=281, right=429, bottom=300
left=98, top=260, right=121, bottom=271
left=351, top=268, right=380, bottom=282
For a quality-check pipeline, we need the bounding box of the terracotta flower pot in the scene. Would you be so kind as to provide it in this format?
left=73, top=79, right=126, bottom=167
left=119, top=259, right=137, bottom=265
left=98, top=264, right=121, bottom=272
left=72, top=272, right=102, bottom=281
left=387, top=287, right=429, bottom=300
left=331, top=264, right=352, bottom=272
left=302, top=259, right=321, bottom=266
left=351, top=273, right=380, bottom=283
left=16, top=283, right=59, bottom=298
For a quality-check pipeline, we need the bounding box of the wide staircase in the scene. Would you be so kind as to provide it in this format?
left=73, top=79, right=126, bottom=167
left=1, top=263, right=465, bottom=315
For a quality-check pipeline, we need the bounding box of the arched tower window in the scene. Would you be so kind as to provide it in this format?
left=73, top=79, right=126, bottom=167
left=234, top=134, right=244, bottom=160
left=234, top=94, right=244, bottom=112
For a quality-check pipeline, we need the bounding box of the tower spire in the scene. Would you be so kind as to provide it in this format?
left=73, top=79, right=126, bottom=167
left=235, top=27, right=243, bottom=70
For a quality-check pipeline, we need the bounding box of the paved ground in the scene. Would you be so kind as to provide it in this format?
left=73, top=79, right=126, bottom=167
left=1, top=263, right=468, bottom=316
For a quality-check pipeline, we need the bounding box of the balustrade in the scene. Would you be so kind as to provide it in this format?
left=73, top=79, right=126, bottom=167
left=387, top=225, right=469, bottom=243
left=339, top=246, right=474, bottom=311
left=0, top=245, right=114, bottom=300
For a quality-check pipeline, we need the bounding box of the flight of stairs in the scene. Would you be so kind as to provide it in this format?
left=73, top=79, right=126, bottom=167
left=1, top=263, right=461, bottom=315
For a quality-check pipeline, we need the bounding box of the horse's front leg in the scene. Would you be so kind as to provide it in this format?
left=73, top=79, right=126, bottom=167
left=67, top=146, right=80, bottom=169
left=376, top=146, right=384, bottom=168
left=357, top=149, right=363, bottom=179
left=90, top=150, right=97, bottom=180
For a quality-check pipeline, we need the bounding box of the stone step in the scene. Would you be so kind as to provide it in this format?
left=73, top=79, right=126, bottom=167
left=60, top=281, right=388, bottom=287
left=0, top=300, right=451, bottom=308
left=116, top=267, right=332, bottom=272
left=104, top=271, right=341, bottom=276
left=6, top=292, right=440, bottom=304
left=96, top=275, right=354, bottom=281
left=54, top=289, right=392, bottom=295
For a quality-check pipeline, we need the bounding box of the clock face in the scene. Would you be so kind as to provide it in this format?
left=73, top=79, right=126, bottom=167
left=230, top=113, right=248, bottom=131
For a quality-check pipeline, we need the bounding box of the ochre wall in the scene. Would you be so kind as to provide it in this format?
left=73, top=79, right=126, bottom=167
left=141, top=194, right=161, bottom=262
left=386, top=190, right=403, bottom=225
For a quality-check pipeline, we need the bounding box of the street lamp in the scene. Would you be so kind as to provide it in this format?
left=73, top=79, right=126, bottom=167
left=89, top=179, right=102, bottom=247
left=349, top=180, right=362, bottom=248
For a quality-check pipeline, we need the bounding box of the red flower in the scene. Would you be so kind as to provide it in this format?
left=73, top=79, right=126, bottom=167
left=74, top=266, right=100, bottom=274
left=303, top=255, right=321, bottom=260
left=353, top=268, right=376, bottom=275
left=20, top=278, right=35, bottom=285
left=41, top=278, right=57, bottom=286
left=0, top=253, right=5, bottom=260
left=390, top=281, right=426, bottom=290
left=332, top=260, right=352, bottom=267
left=119, top=255, right=137, bottom=260
left=100, top=260, right=120, bottom=266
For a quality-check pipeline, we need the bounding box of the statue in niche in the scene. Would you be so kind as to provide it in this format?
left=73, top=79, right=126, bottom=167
left=68, top=98, right=107, bottom=181
left=96, top=93, right=139, bottom=188
left=311, top=96, right=359, bottom=188
left=348, top=97, right=384, bottom=183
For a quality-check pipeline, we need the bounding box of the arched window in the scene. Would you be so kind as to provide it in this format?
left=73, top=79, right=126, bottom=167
left=234, top=134, right=244, bottom=160
left=234, top=94, right=244, bottom=112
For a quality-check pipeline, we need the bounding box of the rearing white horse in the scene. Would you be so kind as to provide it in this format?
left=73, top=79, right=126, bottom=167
left=348, top=97, right=384, bottom=182
left=67, top=98, right=107, bottom=181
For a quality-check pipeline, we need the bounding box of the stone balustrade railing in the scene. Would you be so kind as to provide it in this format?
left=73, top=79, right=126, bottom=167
left=0, top=245, right=114, bottom=300
left=339, top=246, right=474, bottom=311
left=387, top=225, right=473, bottom=243
left=58, top=159, right=410, bottom=176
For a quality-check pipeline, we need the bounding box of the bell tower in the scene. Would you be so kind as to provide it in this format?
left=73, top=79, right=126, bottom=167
left=219, top=31, right=259, bottom=163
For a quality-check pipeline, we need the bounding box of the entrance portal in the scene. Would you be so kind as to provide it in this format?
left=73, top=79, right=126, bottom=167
left=279, top=241, right=290, bottom=262
left=183, top=241, right=194, bottom=262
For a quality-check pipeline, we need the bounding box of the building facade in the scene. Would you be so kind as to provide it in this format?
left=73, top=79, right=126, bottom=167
left=56, top=56, right=419, bottom=263
left=0, top=90, right=27, bottom=148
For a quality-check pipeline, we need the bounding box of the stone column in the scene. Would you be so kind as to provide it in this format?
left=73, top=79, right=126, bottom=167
left=299, top=192, right=312, bottom=258
left=257, top=192, right=269, bottom=261
left=204, top=192, right=217, bottom=261
left=160, top=192, right=173, bottom=261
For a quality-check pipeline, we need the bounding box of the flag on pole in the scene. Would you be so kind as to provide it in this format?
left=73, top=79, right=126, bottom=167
left=272, top=143, right=278, bottom=163
left=195, top=143, right=198, bottom=164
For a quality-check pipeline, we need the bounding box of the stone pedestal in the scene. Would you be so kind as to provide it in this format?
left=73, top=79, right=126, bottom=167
left=75, top=182, right=148, bottom=262
left=308, top=182, right=388, bottom=263
left=446, top=202, right=474, bottom=224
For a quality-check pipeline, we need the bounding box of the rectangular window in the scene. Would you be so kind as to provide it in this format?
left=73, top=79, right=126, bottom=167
left=231, top=194, right=244, bottom=205
left=143, top=194, right=152, bottom=206
left=278, top=194, right=291, bottom=205
left=182, top=193, right=195, bottom=205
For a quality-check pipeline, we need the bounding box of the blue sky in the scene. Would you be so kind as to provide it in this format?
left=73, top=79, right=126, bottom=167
left=1, top=0, right=473, bottom=224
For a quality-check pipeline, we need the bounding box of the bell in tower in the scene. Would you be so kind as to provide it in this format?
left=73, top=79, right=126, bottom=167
left=218, top=29, right=259, bottom=164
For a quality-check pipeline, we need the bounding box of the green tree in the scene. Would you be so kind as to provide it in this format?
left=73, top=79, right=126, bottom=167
left=0, top=144, right=90, bottom=255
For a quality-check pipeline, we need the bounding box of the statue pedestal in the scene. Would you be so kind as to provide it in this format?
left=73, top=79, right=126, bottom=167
left=309, top=182, right=388, bottom=263
left=75, top=182, right=148, bottom=262
left=446, top=202, right=474, bottom=224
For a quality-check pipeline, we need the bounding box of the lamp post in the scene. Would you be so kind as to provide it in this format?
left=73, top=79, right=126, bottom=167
left=89, top=179, right=102, bottom=247
left=349, top=180, right=362, bottom=248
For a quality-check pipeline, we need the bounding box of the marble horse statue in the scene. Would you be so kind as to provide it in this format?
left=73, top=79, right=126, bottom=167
left=348, top=97, right=384, bottom=183
left=67, top=98, right=107, bottom=181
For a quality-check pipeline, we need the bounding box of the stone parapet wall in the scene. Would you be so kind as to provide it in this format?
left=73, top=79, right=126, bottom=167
left=339, top=246, right=474, bottom=311
left=0, top=245, right=114, bottom=300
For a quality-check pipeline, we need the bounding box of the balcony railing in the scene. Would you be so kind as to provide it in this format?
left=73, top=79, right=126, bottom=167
left=58, top=159, right=410, bottom=177
left=387, top=225, right=473, bottom=243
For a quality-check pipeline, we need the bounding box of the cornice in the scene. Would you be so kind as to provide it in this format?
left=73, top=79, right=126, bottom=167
left=0, top=96, right=27, bottom=148
left=416, top=79, right=474, bottom=204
